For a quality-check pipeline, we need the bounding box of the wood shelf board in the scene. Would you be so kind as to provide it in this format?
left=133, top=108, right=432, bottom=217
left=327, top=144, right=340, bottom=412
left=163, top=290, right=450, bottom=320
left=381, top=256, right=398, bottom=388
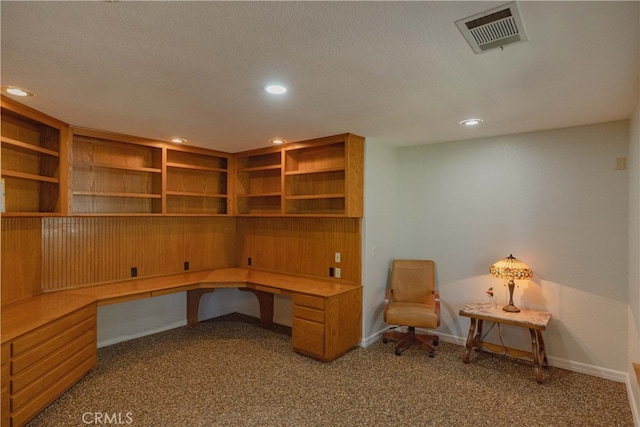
left=1, top=136, right=59, bottom=157
left=1, top=170, right=59, bottom=184
left=73, top=161, right=161, bottom=174
left=236, top=192, right=282, bottom=198
left=73, top=191, right=162, bottom=199
left=237, top=165, right=282, bottom=173
left=284, top=167, right=345, bottom=176
left=166, top=162, right=227, bottom=173
left=166, top=191, right=228, bottom=198
left=285, top=193, right=345, bottom=200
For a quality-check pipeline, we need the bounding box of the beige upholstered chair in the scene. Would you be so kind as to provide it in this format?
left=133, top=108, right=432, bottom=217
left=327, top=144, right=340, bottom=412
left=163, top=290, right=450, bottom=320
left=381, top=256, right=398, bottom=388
left=382, top=259, right=440, bottom=356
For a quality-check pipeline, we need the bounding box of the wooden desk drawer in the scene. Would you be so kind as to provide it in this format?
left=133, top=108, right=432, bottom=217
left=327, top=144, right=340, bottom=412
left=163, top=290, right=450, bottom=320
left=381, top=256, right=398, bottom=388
left=12, top=304, right=95, bottom=356
left=11, top=333, right=96, bottom=412
left=293, top=305, right=324, bottom=323
left=293, top=294, right=325, bottom=310
left=1, top=343, right=10, bottom=364
left=11, top=355, right=95, bottom=427
left=292, top=318, right=324, bottom=358
left=1, top=385, right=9, bottom=427
left=11, top=328, right=96, bottom=394
left=12, top=315, right=95, bottom=376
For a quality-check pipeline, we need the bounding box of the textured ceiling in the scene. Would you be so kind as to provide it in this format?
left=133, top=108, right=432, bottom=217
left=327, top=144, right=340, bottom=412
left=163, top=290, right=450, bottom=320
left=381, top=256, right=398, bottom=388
left=1, top=1, right=638, bottom=152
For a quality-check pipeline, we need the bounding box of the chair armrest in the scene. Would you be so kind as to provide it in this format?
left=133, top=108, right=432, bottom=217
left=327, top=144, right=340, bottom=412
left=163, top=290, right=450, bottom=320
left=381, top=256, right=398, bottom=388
left=434, top=290, right=441, bottom=327
left=384, top=288, right=392, bottom=318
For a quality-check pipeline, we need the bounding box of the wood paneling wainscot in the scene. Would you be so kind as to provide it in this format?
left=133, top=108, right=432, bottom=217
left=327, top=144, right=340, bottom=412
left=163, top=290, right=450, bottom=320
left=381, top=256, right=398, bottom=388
left=1, top=218, right=43, bottom=304
left=41, top=217, right=236, bottom=290
left=236, top=217, right=361, bottom=282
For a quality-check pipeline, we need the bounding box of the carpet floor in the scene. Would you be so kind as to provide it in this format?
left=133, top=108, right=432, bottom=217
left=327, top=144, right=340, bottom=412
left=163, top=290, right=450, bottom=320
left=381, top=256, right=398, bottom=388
left=27, top=314, right=634, bottom=427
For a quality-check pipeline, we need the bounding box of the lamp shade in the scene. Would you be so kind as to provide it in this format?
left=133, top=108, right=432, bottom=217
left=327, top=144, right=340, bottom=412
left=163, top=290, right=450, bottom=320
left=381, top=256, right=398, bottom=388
left=490, top=254, right=533, bottom=280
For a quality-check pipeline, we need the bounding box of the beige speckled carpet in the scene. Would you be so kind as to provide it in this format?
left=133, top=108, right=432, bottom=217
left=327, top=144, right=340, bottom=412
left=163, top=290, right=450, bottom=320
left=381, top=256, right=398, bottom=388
left=28, top=314, right=633, bottom=427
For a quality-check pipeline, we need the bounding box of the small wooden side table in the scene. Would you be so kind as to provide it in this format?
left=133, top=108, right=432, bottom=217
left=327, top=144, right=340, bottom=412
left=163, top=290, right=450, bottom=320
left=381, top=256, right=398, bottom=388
left=459, top=302, right=551, bottom=383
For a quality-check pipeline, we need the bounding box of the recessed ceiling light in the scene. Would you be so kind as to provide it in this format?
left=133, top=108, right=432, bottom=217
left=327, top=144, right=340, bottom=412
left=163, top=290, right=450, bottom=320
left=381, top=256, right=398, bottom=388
left=2, top=86, right=35, bottom=97
left=269, top=138, right=286, bottom=145
left=171, top=137, right=187, bottom=144
left=459, top=118, right=484, bottom=126
left=265, top=84, right=287, bottom=95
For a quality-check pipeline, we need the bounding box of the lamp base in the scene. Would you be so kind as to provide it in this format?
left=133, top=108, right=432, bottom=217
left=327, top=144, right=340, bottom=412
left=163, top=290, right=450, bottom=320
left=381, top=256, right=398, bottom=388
left=503, top=304, right=521, bottom=313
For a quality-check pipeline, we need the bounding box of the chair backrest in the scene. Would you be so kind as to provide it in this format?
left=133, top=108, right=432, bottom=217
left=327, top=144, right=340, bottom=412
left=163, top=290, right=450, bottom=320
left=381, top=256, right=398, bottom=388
left=390, top=260, right=435, bottom=304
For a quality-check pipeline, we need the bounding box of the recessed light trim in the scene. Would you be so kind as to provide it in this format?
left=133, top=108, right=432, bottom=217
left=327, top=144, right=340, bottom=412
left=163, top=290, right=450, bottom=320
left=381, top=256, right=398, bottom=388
left=265, top=84, right=287, bottom=95
left=171, top=138, right=187, bottom=144
left=269, top=138, right=286, bottom=145
left=2, top=86, right=35, bottom=97
left=460, top=118, right=484, bottom=126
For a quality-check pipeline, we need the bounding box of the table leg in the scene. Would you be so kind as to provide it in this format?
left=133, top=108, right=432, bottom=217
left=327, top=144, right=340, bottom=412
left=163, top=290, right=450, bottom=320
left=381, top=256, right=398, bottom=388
left=529, top=328, right=546, bottom=383
left=463, top=318, right=477, bottom=363
left=238, top=288, right=274, bottom=326
left=186, top=288, right=216, bottom=327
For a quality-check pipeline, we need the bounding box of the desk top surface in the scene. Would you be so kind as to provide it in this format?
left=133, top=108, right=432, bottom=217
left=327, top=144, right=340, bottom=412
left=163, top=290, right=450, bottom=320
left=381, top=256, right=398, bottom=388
left=459, top=302, right=551, bottom=330
left=1, top=268, right=359, bottom=343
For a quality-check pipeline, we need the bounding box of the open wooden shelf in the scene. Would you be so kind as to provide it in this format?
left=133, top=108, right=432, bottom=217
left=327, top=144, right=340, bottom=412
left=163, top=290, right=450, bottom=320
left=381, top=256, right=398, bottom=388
left=1, top=96, right=67, bottom=215
left=1, top=99, right=362, bottom=218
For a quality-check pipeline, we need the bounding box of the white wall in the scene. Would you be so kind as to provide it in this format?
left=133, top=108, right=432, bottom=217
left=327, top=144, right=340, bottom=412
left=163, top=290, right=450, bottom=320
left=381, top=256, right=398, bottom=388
left=627, top=97, right=640, bottom=419
left=363, top=121, right=630, bottom=378
left=97, top=288, right=238, bottom=347
left=361, top=140, right=397, bottom=343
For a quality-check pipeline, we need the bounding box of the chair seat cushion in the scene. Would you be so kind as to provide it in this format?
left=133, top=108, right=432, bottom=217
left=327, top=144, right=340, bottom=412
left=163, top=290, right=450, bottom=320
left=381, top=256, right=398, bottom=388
left=385, top=302, right=438, bottom=328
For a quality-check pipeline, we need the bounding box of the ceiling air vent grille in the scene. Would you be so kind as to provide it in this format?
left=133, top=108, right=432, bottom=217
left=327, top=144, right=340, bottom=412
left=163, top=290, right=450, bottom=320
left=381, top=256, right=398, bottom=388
left=455, top=2, right=528, bottom=54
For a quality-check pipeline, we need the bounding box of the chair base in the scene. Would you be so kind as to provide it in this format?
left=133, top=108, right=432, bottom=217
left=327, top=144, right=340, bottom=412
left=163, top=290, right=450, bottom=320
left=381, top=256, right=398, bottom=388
left=382, top=326, right=439, bottom=357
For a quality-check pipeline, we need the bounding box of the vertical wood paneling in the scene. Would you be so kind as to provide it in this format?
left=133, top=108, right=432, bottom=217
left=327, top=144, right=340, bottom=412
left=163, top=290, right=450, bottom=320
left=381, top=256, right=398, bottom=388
left=41, top=217, right=236, bottom=290
left=1, top=218, right=42, bottom=304
left=236, top=217, right=361, bottom=282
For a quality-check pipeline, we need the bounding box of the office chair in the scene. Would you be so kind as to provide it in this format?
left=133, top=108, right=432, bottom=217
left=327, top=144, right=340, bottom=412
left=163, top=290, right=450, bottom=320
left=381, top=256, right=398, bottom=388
left=382, top=259, right=440, bottom=357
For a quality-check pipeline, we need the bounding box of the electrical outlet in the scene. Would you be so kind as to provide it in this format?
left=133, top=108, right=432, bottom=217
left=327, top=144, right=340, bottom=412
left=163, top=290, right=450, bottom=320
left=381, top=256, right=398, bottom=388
left=329, top=267, right=334, bottom=277
left=184, top=261, right=189, bottom=271
left=335, top=267, right=341, bottom=278
left=335, top=252, right=341, bottom=263
left=130, top=267, right=138, bottom=277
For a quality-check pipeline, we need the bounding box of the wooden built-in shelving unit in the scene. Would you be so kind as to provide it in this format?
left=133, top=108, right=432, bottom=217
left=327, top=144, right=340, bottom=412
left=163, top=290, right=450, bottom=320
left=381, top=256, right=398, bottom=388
left=1, top=97, right=68, bottom=216
left=1, top=97, right=365, bottom=426
left=235, top=134, right=363, bottom=217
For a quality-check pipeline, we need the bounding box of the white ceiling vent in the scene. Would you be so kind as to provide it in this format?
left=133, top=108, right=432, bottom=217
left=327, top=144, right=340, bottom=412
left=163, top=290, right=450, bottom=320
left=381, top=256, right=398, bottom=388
left=455, top=2, right=528, bottom=54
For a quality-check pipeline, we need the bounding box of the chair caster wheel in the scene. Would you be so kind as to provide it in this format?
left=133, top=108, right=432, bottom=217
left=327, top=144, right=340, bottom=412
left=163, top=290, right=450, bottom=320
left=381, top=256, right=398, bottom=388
left=382, top=338, right=389, bottom=344
left=395, top=349, right=403, bottom=356
left=433, top=340, right=439, bottom=346
left=429, top=352, right=435, bottom=358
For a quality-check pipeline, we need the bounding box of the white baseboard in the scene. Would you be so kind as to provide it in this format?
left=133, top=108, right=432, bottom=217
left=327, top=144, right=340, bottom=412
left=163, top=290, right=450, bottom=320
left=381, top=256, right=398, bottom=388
left=97, top=319, right=187, bottom=348
left=362, top=327, right=628, bottom=383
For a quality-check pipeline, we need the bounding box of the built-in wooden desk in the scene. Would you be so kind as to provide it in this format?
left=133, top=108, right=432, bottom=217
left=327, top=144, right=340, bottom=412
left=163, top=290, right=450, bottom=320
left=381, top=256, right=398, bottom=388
left=1, top=268, right=362, bottom=427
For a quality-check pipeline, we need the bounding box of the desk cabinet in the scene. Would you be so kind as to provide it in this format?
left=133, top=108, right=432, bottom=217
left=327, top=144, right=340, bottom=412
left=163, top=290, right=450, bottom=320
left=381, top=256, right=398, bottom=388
left=7, top=304, right=97, bottom=427
left=292, top=287, right=361, bottom=361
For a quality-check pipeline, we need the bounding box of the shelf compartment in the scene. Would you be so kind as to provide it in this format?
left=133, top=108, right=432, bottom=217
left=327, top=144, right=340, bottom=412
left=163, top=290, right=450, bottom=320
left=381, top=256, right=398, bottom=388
left=165, top=194, right=227, bottom=215
left=1, top=104, right=62, bottom=214
left=72, top=194, right=162, bottom=214
left=285, top=142, right=345, bottom=174
left=236, top=168, right=281, bottom=196
left=166, top=149, right=228, bottom=171
left=236, top=194, right=282, bottom=215
left=73, top=135, right=162, bottom=171
left=237, top=151, right=281, bottom=170
left=285, top=170, right=345, bottom=197
left=73, top=167, right=162, bottom=197
left=1, top=177, right=59, bottom=213
left=285, top=197, right=345, bottom=216
left=166, top=168, right=227, bottom=196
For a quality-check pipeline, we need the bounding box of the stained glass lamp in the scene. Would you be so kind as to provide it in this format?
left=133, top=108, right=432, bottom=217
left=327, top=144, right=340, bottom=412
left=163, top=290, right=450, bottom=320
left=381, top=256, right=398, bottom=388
left=489, top=254, right=533, bottom=313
